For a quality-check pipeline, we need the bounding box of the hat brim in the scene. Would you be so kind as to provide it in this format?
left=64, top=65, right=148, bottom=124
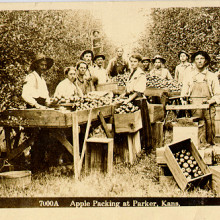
left=141, top=59, right=151, bottom=63
left=30, top=57, right=54, bottom=71
left=80, top=50, right=94, bottom=60
left=94, top=55, right=105, bottom=61
left=178, top=51, right=189, bottom=58
left=152, top=58, right=166, bottom=64
left=191, top=51, right=211, bottom=65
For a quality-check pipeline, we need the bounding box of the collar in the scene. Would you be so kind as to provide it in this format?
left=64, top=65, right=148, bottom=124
left=77, top=77, right=84, bottom=83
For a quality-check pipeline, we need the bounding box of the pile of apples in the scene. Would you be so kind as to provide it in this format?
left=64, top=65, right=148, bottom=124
left=114, top=102, right=139, bottom=114
left=111, top=73, right=129, bottom=86
left=174, top=149, right=204, bottom=181
left=146, top=75, right=182, bottom=92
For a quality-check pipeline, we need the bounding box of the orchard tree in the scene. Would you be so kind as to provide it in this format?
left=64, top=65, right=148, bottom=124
left=0, top=10, right=114, bottom=110
left=137, top=7, right=220, bottom=75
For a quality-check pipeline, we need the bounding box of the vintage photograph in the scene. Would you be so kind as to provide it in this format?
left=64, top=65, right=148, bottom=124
left=0, top=0, right=220, bottom=206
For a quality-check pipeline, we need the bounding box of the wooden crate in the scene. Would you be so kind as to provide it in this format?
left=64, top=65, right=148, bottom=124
left=209, top=165, right=220, bottom=196
left=148, top=103, right=164, bottom=123
left=164, top=138, right=212, bottom=191
left=114, top=110, right=142, bottom=133
left=172, top=120, right=206, bottom=149
left=156, top=146, right=213, bottom=166
left=85, top=138, right=114, bottom=174
left=215, top=106, right=220, bottom=137
left=96, top=82, right=118, bottom=92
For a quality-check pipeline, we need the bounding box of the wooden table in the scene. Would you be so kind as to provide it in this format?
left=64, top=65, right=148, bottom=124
left=0, top=105, right=113, bottom=179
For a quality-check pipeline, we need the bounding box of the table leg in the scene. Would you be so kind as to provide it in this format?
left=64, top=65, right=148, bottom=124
left=72, top=113, right=80, bottom=180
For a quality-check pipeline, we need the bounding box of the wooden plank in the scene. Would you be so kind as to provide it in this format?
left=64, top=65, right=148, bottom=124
left=107, top=139, right=114, bottom=174
left=4, top=127, right=12, bottom=154
left=127, top=134, right=134, bottom=164
left=156, top=147, right=166, bottom=165
left=50, top=131, right=73, bottom=156
left=166, top=104, right=210, bottom=111
left=78, top=109, right=92, bottom=175
left=165, top=144, right=188, bottom=190
left=98, top=111, right=113, bottom=138
left=7, top=134, right=37, bottom=161
left=12, top=131, right=21, bottom=150
left=133, top=131, right=141, bottom=154
left=72, top=113, right=80, bottom=180
left=151, top=122, right=164, bottom=148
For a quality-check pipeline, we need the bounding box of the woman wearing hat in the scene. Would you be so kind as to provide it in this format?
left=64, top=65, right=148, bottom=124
left=150, top=55, right=173, bottom=80
left=22, top=53, right=53, bottom=109
left=181, top=50, right=220, bottom=145
left=174, top=50, right=191, bottom=83
left=54, top=67, right=83, bottom=99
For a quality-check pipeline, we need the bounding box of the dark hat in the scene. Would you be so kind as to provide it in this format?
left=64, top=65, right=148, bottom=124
left=191, top=51, right=211, bottom=65
left=93, top=54, right=105, bottom=62
left=178, top=50, right=189, bottom=58
left=80, top=50, right=94, bottom=60
left=152, top=55, right=166, bottom=64
left=30, top=53, right=54, bottom=71
left=130, top=54, right=142, bottom=62
left=141, top=57, right=151, bottom=63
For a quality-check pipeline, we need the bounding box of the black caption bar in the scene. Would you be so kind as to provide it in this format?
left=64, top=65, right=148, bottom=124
left=0, top=197, right=220, bottom=208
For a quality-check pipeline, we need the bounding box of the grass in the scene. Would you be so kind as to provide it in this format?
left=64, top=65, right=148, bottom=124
left=0, top=149, right=216, bottom=197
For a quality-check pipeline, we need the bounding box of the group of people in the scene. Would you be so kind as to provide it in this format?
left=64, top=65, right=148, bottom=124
left=21, top=47, right=220, bottom=145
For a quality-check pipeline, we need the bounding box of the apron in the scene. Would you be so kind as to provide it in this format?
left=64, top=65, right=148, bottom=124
left=190, top=75, right=215, bottom=144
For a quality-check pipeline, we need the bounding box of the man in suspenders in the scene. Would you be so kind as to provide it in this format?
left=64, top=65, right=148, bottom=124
left=181, top=51, right=220, bottom=145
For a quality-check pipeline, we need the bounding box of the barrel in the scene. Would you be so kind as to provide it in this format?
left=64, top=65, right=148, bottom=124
left=0, top=170, right=31, bottom=187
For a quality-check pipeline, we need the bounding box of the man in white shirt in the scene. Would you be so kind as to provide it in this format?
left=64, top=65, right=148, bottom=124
left=92, top=54, right=108, bottom=85
left=174, top=50, right=191, bottom=83
left=22, top=53, right=53, bottom=109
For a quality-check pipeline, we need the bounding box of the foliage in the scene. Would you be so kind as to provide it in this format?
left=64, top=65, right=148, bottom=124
left=0, top=10, right=114, bottom=110
left=137, top=7, right=220, bottom=75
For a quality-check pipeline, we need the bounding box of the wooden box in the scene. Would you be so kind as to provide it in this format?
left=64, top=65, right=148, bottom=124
left=172, top=120, right=206, bottom=149
left=114, top=110, right=142, bottom=133
left=148, top=103, right=164, bottom=123
left=164, top=138, right=212, bottom=191
left=209, top=165, right=220, bottom=196
left=156, top=147, right=213, bottom=166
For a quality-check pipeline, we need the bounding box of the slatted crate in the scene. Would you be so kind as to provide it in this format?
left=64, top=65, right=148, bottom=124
left=164, top=138, right=212, bottom=191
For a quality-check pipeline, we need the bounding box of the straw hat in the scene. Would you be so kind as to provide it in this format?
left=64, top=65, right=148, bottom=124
left=30, top=53, right=54, bottom=71
left=152, top=55, right=166, bottom=64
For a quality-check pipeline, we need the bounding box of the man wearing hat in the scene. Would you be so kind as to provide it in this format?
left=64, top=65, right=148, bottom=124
left=181, top=50, right=220, bottom=145
left=80, top=50, right=95, bottom=91
left=150, top=55, right=173, bottom=80
left=22, top=53, right=53, bottom=109
left=92, top=54, right=108, bottom=85
left=215, top=54, right=220, bottom=84
left=106, top=47, right=129, bottom=78
left=174, top=50, right=191, bottom=83
left=141, top=57, right=151, bottom=74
